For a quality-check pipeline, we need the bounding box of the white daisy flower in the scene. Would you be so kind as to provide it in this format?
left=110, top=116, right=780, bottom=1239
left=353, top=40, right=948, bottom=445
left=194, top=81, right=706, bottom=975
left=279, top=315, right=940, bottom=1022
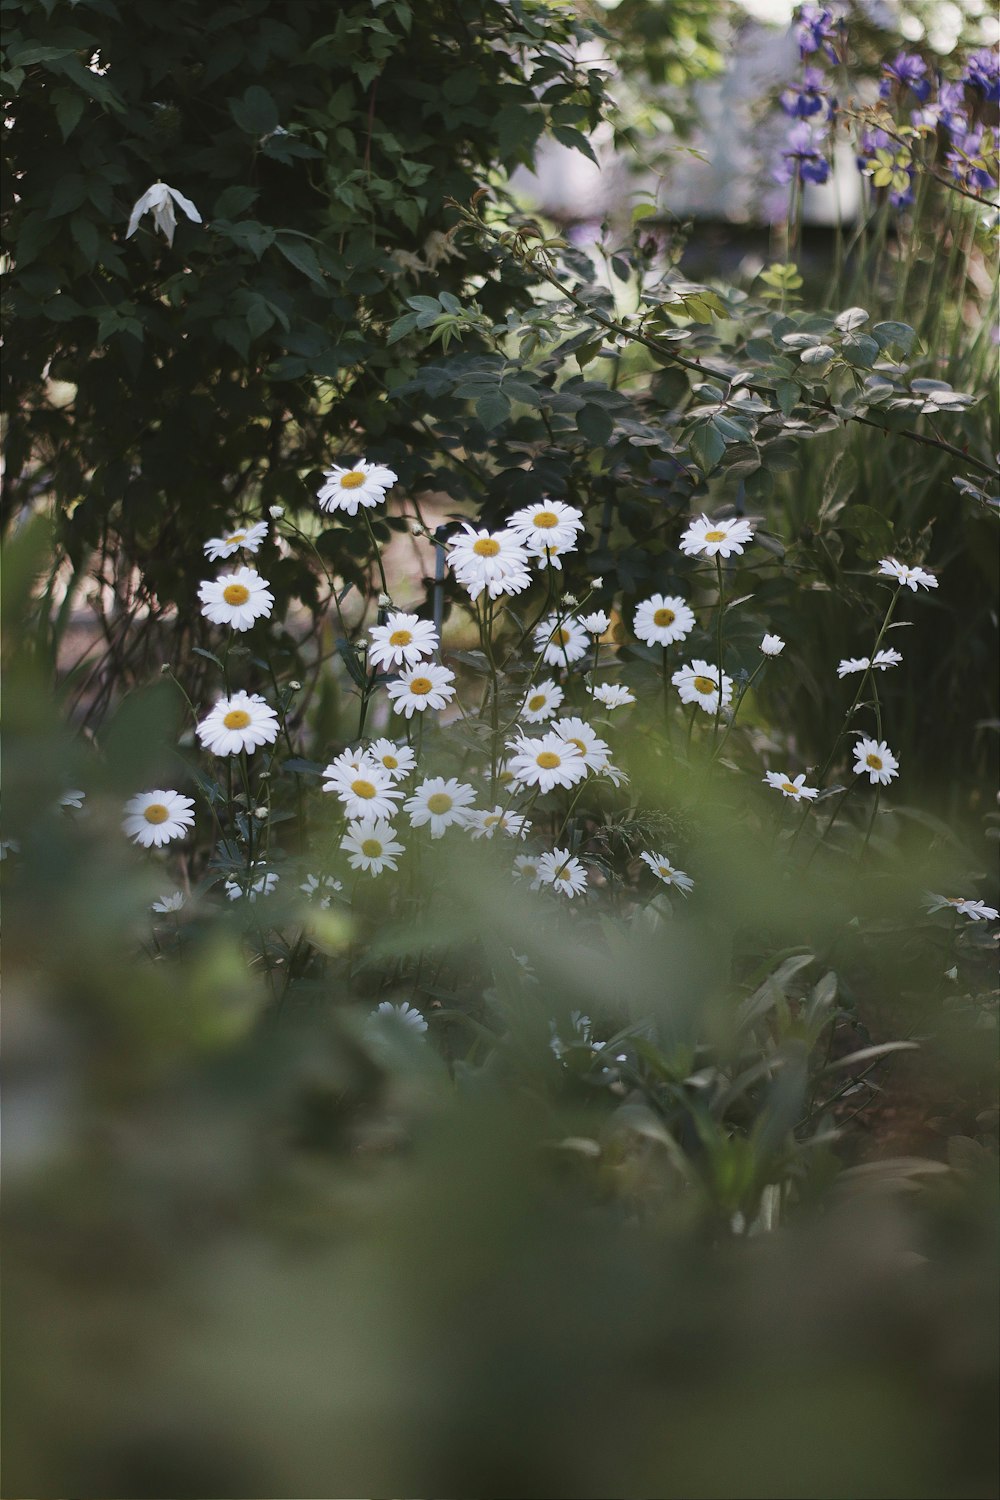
left=404, top=776, right=477, bottom=838
left=639, top=852, right=694, bottom=893
left=538, top=847, right=588, bottom=897
left=760, top=634, right=785, bottom=656
left=198, top=566, right=274, bottom=632
left=552, top=716, right=611, bottom=773
left=764, top=770, right=819, bottom=801
left=924, top=893, right=999, bottom=921
left=122, top=789, right=195, bottom=848
left=341, top=817, right=404, bottom=875
left=589, top=683, right=635, bottom=709
left=300, top=873, right=342, bottom=908
left=58, top=789, right=86, bottom=810
left=322, top=758, right=404, bottom=821
left=533, top=614, right=590, bottom=668
left=520, top=679, right=565, bottom=724
left=368, top=612, right=439, bottom=672
left=386, top=662, right=457, bottom=718
left=367, top=738, right=417, bottom=780
left=125, top=180, right=202, bottom=246
left=871, top=648, right=903, bottom=670
left=467, top=806, right=529, bottom=840
left=598, top=763, right=630, bottom=788
left=446, top=524, right=532, bottom=601
left=507, top=500, right=584, bottom=569
left=679, top=514, right=755, bottom=559
left=224, top=867, right=279, bottom=902
left=368, top=1000, right=428, bottom=1034
left=197, top=692, right=279, bottom=756
left=512, top=853, right=545, bottom=889
left=317, top=458, right=398, bottom=516
left=853, top=736, right=900, bottom=785
left=633, top=594, right=696, bottom=648
left=581, top=610, right=611, bottom=636
left=151, top=890, right=186, bottom=913
left=506, top=732, right=587, bottom=793
left=837, top=649, right=903, bottom=678
left=323, top=745, right=372, bottom=778
left=878, top=557, right=938, bottom=592
left=203, top=521, right=268, bottom=561
left=671, top=659, right=734, bottom=715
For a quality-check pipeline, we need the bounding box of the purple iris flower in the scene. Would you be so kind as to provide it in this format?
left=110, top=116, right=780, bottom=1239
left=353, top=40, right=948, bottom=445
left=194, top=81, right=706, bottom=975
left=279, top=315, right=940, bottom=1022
left=962, top=48, right=1000, bottom=103
left=880, top=51, right=931, bottom=103
left=780, top=67, right=835, bottom=120
left=795, top=5, right=838, bottom=63
left=946, top=124, right=1000, bottom=192
left=775, top=121, right=831, bottom=186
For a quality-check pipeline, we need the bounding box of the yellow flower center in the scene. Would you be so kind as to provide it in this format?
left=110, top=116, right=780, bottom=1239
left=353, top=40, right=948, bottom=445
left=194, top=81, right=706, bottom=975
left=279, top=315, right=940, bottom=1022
left=499, top=769, right=513, bottom=784
left=653, top=608, right=675, bottom=627
left=473, top=537, right=501, bottom=557
left=389, top=629, right=412, bottom=647
left=382, top=754, right=398, bottom=770
left=865, top=753, right=883, bottom=769
left=143, top=803, right=169, bottom=824
left=527, top=693, right=547, bottom=711
left=223, top=583, right=251, bottom=606
left=426, top=793, right=452, bottom=814
left=533, top=510, right=559, bottom=529
left=693, top=675, right=716, bottom=696
left=782, top=782, right=799, bottom=796
left=485, top=814, right=503, bottom=828
left=567, top=737, right=587, bottom=755
left=409, top=676, right=432, bottom=696
left=361, top=839, right=382, bottom=857
left=703, top=528, right=726, bottom=542
left=550, top=628, right=570, bottom=646
left=658, top=865, right=671, bottom=878
left=351, top=779, right=376, bottom=799
left=226, top=531, right=246, bottom=544
left=536, top=751, right=561, bottom=769
left=223, top=709, right=251, bottom=730
left=339, top=471, right=365, bottom=489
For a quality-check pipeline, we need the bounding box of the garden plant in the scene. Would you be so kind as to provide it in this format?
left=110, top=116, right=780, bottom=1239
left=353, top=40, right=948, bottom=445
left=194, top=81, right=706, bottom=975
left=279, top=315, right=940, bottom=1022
left=2, top=1, right=998, bottom=1496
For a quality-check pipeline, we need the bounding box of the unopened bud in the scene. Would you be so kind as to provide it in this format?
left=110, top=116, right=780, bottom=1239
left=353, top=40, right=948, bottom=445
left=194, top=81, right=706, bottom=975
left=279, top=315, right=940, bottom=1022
left=562, top=593, right=578, bottom=607
left=253, top=806, right=268, bottom=819
left=591, top=577, right=604, bottom=590
left=160, top=663, right=171, bottom=675
left=377, top=592, right=392, bottom=609
left=269, top=505, right=284, bottom=519
left=289, top=680, right=302, bottom=691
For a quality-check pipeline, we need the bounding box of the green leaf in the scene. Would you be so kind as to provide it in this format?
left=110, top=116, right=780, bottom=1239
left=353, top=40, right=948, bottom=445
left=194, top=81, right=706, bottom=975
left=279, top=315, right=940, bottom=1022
left=688, top=422, right=726, bottom=473
left=475, top=389, right=512, bottom=430
left=871, top=320, right=916, bottom=354
left=52, top=87, right=85, bottom=141
left=274, top=236, right=325, bottom=286
left=577, top=402, right=613, bottom=445
left=231, top=85, right=279, bottom=135
left=46, top=173, right=88, bottom=219
left=69, top=213, right=99, bottom=263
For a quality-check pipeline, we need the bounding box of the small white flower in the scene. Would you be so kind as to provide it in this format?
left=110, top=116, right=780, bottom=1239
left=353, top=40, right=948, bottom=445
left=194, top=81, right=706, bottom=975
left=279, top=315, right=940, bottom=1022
left=552, top=716, right=611, bottom=773
left=533, top=614, right=590, bottom=668
left=837, top=649, right=903, bottom=678
left=300, top=873, right=342, bottom=908
left=507, top=732, right=587, bottom=793
left=507, top=499, right=584, bottom=570
left=198, top=566, right=274, bottom=632
left=512, top=853, right=545, bottom=889
left=639, top=852, right=694, bottom=893
left=598, top=763, right=630, bottom=788
left=871, top=648, right=903, bottom=670
left=367, top=738, right=417, bottom=780
left=341, top=817, right=404, bottom=875
left=447, top=524, right=532, bottom=601
left=538, top=847, right=588, bottom=897
left=368, top=612, right=439, bottom=671
left=385, top=662, right=457, bottom=719
left=322, top=758, right=404, bottom=821
left=679, top=514, right=755, bottom=559
left=924, top=893, right=999, bottom=921
left=404, top=776, right=477, bottom=838
left=368, top=1000, right=428, bottom=1034
left=764, top=770, right=819, bottom=801
left=151, top=890, right=186, bottom=914
left=467, top=806, right=529, bottom=840
left=580, top=610, right=611, bottom=636
left=760, top=634, right=785, bottom=656
left=203, top=521, right=268, bottom=561
left=126, top=181, right=202, bottom=246
left=519, top=679, right=565, bottom=724
left=225, top=868, right=279, bottom=902
left=58, top=789, right=86, bottom=810
left=122, top=789, right=195, bottom=848
left=197, top=692, right=279, bottom=756
left=589, top=683, right=635, bottom=709
left=878, top=557, right=938, bottom=592
left=672, top=659, right=734, bottom=715
left=317, top=459, right=398, bottom=516
left=591, top=577, right=604, bottom=589
left=268, top=505, right=284, bottom=519
left=633, top=594, right=696, bottom=648
left=853, top=736, right=900, bottom=785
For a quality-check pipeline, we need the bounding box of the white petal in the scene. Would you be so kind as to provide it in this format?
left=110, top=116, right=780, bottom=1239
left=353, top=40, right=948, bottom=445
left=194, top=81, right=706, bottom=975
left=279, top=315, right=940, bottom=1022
left=166, top=185, right=203, bottom=224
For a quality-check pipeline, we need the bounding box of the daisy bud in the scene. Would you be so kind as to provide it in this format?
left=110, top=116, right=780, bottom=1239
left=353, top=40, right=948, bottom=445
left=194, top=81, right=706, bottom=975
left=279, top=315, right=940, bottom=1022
left=562, top=593, right=579, bottom=607
left=377, top=592, right=392, bottom=609
left=289, top=680, right=302, bottom=691
left=268, top=506, right=284, bottom=519
left=160, top=663, right=171, bottom=674
left=591, top=577, right=604, bottom=589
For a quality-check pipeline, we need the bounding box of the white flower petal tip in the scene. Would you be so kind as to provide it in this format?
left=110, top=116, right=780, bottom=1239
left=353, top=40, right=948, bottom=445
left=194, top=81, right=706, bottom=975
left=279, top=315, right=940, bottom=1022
left=126, top=181, right=202, bottom=246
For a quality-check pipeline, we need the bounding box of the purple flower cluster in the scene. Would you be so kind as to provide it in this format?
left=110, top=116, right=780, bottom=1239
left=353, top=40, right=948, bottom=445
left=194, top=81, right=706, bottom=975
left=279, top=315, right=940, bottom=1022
left=880, top=51, right=931, bottom=104
left=776, top=121, right=831, bottom=186
left=795, top=5, right=838, bottom=64
left=962, top=48, right=1000, bottom=104
left=945, top=123, right=1000, bottom=193
left=779, top=66, right=835, bottom=121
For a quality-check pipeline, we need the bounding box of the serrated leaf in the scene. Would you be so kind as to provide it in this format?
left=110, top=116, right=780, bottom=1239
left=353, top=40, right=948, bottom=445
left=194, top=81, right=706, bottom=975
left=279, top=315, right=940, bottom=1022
left=475, top=389, right=511, bottom=430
